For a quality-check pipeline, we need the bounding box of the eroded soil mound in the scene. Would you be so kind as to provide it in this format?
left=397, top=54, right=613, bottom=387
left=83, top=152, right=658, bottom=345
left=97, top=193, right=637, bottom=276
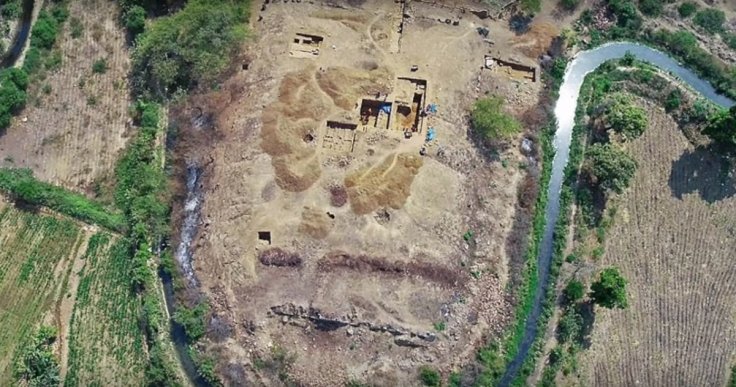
left=345, top=152, right=423, bottom=214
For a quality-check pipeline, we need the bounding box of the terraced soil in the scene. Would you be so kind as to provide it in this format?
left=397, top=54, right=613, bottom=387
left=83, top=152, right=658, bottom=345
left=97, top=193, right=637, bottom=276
left=580, top=105, right=736, bottom=385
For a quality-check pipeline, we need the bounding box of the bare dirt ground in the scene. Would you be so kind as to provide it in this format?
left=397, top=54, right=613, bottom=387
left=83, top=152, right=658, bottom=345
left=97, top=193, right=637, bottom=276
left=171, top=0, right=558, bottom=385
left=0, top=0, right=131, bottom=195
left=570, top=103, right=736, bottom=385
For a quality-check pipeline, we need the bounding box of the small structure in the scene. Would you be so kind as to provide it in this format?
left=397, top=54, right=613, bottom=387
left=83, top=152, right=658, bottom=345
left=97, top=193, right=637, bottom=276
left=289, top=33, right=324, bottom=58
left=391, top=77, right=428, bottom=132
left=322, top=121, right=358, bottom=153
left=360, top=99, right=392, bottom=129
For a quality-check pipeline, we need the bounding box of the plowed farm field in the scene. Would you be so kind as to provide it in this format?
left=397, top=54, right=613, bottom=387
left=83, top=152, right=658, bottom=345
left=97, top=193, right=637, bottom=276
left=578, top=106, right=736, bottom=385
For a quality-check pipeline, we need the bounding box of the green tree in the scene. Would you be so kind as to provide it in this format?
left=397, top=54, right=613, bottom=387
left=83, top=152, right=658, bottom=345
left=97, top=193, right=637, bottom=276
left=471, top=96, right=521, bottom=140
left=131, top=0, right=249, bottom=99
left=419, top=366, right=441, bottom=387
left=125, top=5, right=147, bottom=39
left=693, top=8, right=725, bottom=34
left=664, top=88, right=682, bottom=112
left=678, top=1, right=698, bottom=18
left=564, top=279, right=585, bottom=303
left=605, top=94, right=648, bottom=140
left=174, top=302, right=209, bottom=342
left=30, top=11, right=59, bottom=49
left=638, top=0, right=661, bottom=17
left=585, top=143, right=638, bottom=194
left=703, top=106, right=736, bottom=147
left=607, top=0, right=642, bottom=30
left=590, top=267, right=628, bottom=309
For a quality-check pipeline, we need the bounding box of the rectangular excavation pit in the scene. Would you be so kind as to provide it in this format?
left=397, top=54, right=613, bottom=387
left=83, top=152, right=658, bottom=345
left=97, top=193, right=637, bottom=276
left=360, top=99, right=392, bottom=130
left=391, top=77, right=427, bottom=132
left=485, top=56, right=536, bottom=82
left=289, top=33, right=324, bottom=58
left=258, top=231, right=272, bottom=245
left=322, top=120, right=358, bottom=153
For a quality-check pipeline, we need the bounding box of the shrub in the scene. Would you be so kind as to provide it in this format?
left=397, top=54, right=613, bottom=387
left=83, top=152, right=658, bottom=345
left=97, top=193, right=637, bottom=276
left=31, top=11, right=59, bottom=49
left=419, top=366, right=441, bottom=387
left=174, top=302, right=209, bottom=342
left=92, top=58, right=108, bottom=74
left=557, top=307, right=583, bottom=343
left=638, top=0, right=661, bottom=17
left=125, top=5, right=147, bottom=39
left=0, top=68, right=28, bottom=129
left=604, top=94, right=648, bottom=140
left=560, top=0, right=580, bottom=10
left=678, top=1, right=698, bottom=18
left=585, top=143, right=637, bottom=194
left=591, top=267, right=628, bottom=309
left=664, top=88, right=682, bottom=112
left=564, top=280, right=585, bottom=303
left=471, top=96, right=521, bottom=140
left=521, top=0, right=541, bottom=14
left=693, top=8, right=725, bottom=34
left=607, top=0, right=642, bottom=30
left=703, top=105, right=736, bottom=148
left=70, top=17, right=83, bottom=38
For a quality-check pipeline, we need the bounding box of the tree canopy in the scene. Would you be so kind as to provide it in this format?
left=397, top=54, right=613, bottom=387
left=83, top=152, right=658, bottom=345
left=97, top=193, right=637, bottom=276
left=604, top=93, right=648, bottom=140
left=590, top=267, right=628, bottom=309
left=585, top=143, right=638, bottom=194
left=131, top=0, right=249, bottom=99
left=0, top=68, right=29, bottom=129
left=693, top=8, right=725, bottom=34
left=471, top=96, right=522, bottom=141
left=703, top=106, right=736, bottom=148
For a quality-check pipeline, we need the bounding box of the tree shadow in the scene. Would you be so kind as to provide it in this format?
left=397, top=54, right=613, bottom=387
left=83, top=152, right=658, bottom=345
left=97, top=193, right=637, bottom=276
left=576, top=300, right=596, bottom=350
left=668, top=144, right=736, bottom=203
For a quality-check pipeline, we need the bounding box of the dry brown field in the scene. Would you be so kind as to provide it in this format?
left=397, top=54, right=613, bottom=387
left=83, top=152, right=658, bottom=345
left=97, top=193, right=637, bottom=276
left=0, top=0, right=131, bottom=195
left=574, top=103, right=736, bottom=385
left=169, top=0, right=560, bottom=384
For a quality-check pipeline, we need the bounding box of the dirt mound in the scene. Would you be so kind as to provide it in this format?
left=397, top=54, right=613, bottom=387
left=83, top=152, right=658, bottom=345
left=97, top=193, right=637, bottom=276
left=345, top=152, right=423, bottom=215
left=261, top=67, right=332, bottom=192
left=311, top=9, right=371, bottom=31
left=319, top=251, right=466, bottom=287
left=511, top=22, right=559, bottom=58
left=259, top=248, right=303, bottom=267
left=328, top=185, right=348, bottom=207
left=298, top=207, right=333, bottom=239
left=316, top=66, right=393, bottom=110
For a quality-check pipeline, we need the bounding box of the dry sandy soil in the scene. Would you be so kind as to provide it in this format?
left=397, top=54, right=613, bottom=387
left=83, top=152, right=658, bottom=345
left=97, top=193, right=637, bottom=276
left=0, top=0, right=132, bottom=195
left=171, top=0, right=558, bottom=385
left=567, top=103, right=736, bottom=385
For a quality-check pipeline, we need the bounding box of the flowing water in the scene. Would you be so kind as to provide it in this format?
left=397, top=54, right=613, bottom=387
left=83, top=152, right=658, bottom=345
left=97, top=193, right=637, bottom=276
left=0, top=0, right=34, bottom=68
left=175, top=163, right=204, bottom=286
left=498, top=42, right=735, bottom=386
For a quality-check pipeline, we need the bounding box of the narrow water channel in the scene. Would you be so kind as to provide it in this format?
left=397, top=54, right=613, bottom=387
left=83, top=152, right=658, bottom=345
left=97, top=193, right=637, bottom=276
left=499, top=42, right=735, bottom=386
left=0, top=0, right=34, bottom=68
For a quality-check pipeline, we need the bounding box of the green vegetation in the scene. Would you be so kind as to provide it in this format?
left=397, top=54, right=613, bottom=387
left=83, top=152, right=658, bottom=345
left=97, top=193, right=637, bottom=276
left=560, top=0, right=580, bottom=11
left=131, top=0, right=249, bottom=99
left=189, top=347, right=221, bottom=386
left=65, top=235, right=146, bottom=386
left=0, top=0, right=22, bottom=19
left=124, top=5, right=147, bottom=39
left=0, top=168, right=125, bottom=231
left=418, top=366, right=441, bottom=386
left=607, top=0, right=642, bottom=33
left=0, top=203, right=82, bottom=384
left=664, top=88, right=682, bottom=112
left=693, top=8, right=725, bottom=34
left=471, top=96, right=522, bottom=141
left=70, top=17, right=84, bottom=38
left=433, top=321, right=446, bottom=332
left=563, top=280, right=585, bottom=303
left=603, top=93, right=648, bottom=140
left=591, top=267, right=628, bottom=309
left=0, top=68, right=28, bottom=129
left=174, top=302, right=209, bottom=342
left=677, top=1, right=698, bottom=18
left=584, top=143, right=638, bottom=195
left=704, top=106, right=736, bottom=149
left=13, top=326, right=60, bottom=386
left=92, top=58, right=108, bottom=74
left=637, top=0, right=662, bottom=17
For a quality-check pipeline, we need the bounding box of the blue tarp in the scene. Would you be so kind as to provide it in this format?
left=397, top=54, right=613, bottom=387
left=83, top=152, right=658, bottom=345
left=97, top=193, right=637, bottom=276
left=427, top=103, right=438, bottom=114
left=426, top=127, right=436, bottom=141
left=380, top=103, right=392, bottom=114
